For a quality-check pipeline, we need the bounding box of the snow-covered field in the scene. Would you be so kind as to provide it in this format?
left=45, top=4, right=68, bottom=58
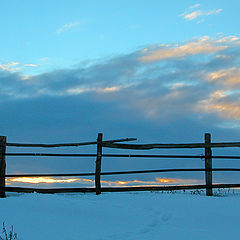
left=0, top=191, right=239, bottom=240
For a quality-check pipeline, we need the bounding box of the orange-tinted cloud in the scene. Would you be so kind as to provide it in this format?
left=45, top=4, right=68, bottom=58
left=8, top=177, right=80, bottom=184
left=197, top=90, right=240, bottom=120
left=139, top=37, right=227, bottom=62
left=208, top=68, right=240, bottom=87
left=6, top=176, right=201, bottom=187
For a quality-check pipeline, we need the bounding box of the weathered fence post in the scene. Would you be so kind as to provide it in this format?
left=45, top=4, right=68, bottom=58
left=0, top=136, right=6, bottom=198
left=204, top=133, right=213, bottom=196
left=95, top=133, right=103, bottom=195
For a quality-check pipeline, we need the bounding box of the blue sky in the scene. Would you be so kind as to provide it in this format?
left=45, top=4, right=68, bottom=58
left=1, top=0, right=239, bottom=74
left=1, top=1, right=240, bottom=187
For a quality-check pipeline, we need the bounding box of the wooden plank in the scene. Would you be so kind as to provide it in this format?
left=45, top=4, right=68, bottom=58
left=7, top=142, right=98, bottom=147
left=2, top=183, right=240, bottom=194
left=6, top=137, right=136, bottom=148
left=5, top=153, right=203, bottom=158
left=5, top=152, right=240, bottom=160
left=5, top=167, right=240, bottom=178
left=0, top=136, right=6, bottom=198
left=0, top=186, right=95, bottom=193
left=100, top=168, right=240, bottom=175
left=101, top=184, right=240, bottom=192
left=4, top=153, right=204, bottom=158
left=103, top=154, right=203, bottom=158
left=102, top=154, right=240, bottom=159
left=6, top=172, right=95, bottom=177
left=101, top=168, right=206, bottom=175
left=205, top=133, right=213, bottom=196
left=212, top=156, right=240, bottom=160
left=102, top=142, right=240, bottom=150
left=103, top=154, right=240, bottom=159
left=95, top=133, right=103, bottom=195
left=4, top=169, right=206, bottom=178
left=5, top=153, right=97, bottom=157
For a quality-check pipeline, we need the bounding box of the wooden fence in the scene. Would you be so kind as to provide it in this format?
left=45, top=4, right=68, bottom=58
left=1, top=133, right=240, bottom=198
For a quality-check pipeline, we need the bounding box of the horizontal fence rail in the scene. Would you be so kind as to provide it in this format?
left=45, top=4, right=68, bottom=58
left=5, top=153, right=98, bottom=157
left=4, top=153, right=240, bottom=160
left=1, top=132, right=240, bottom=198
left=6, top=138, right=136, bottom=148
left=4, top=168, right=240, bottom=178
left=102, top=142, right=240, bottom=149
left=2, top=184, right=240, bottom=194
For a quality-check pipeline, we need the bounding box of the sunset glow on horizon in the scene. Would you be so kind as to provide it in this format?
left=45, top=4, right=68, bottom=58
left=6, top=176, right=201, bottom=187
left=7, top=177, right=80, bottom=184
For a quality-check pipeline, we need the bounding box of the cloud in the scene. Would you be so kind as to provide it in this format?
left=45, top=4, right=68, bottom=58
left=183, top=10, right=203, bottom=20
left=181, top=8, right=222, bottom=21
left=0, top=62, right=38, bottom=73
left=7, top=177, right=80, bottom=184
left=66, top=86, right=122, bottom=95
left=0, top=36, right=240, bottom=127
left=24, top=64, right=38, bottom=67
left=1, top=35, right=240, bottom=135
left=0, top=62, right=20, bottom=72
left=206, top=9, right=222, bottom=16
left=7, top=176, right=202, bottom=187
left=139, top=36, right=228, bottom=62
left=189, top=3, right=200, bottom=9
left=56, top=22, right=80, bottom=34
left=197, top=90, right=240, bottom=120
left=207, top=68, right=240, bottom=87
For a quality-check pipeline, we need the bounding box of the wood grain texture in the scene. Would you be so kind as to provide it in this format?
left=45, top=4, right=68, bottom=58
left=0, top=136, right=6, bottom=198
left=205, top=133, right=213, bottom=196
left=2, top=183, right=240, bottom=194
left=102, top=142, right=240, bottom=150
left=7, top=138, right=136, bottom=148
left=95, top=133, right=103, bottom=195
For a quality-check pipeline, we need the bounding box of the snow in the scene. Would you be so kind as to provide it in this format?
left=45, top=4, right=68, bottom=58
left=0, top=191, right=239, bottom=240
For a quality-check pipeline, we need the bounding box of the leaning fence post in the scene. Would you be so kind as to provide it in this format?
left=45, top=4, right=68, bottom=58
left=204, top=133, right=213, bottom=196
left=95, top=133, right=103, bottom=195
left=0, top=136, right=6, bottom=198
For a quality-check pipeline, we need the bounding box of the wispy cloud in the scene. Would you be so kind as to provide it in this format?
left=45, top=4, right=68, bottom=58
left=24, top=64, right=38, bottom=67
left=0, top=62, right=38, bottom=73
left=0, top=62, right=20, bottom=72
left=189, top=3, right=200, bottom=9
left=56, top=22, right=80, bottom=34
left=181, top=7, right=222, bottom=21
left=183, top=10, right=203, bottom=20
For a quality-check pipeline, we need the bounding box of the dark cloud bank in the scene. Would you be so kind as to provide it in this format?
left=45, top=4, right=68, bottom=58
left=1, top=36, right=240, bottom=185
